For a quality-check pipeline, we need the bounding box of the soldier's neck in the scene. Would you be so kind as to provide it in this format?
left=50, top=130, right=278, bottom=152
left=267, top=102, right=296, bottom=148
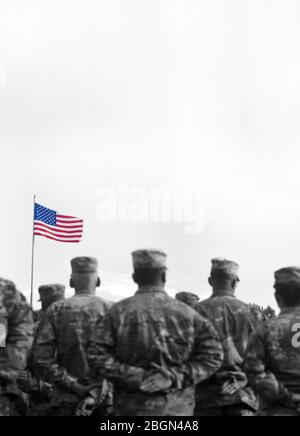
left=280, top=305, right=300, bottom=314
left=75, top=288, right=96, bottom=296
left=137, top=284, right=166, bottom=293
left=212, top=288, right=235, bottom=297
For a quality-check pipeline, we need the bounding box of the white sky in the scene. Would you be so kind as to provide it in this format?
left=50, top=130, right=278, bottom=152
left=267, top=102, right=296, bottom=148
left=1, top=0, right=300, bottom=309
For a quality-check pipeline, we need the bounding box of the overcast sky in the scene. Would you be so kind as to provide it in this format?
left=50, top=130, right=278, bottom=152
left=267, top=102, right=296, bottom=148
left=1, top=0, right=300, bottom=309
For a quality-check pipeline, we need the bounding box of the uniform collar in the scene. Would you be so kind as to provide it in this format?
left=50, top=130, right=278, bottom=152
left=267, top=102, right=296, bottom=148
left=210, top=290, right=236, bottom=298
left=280, top=305, right=300, bottom=315
left=75, top=290, right=96, bottom=297
left=136, top=285, right=166, bottom=295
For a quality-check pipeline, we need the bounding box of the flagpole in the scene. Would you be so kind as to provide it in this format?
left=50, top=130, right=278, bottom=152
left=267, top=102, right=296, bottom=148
left=30, top=195, right=36, bottom=308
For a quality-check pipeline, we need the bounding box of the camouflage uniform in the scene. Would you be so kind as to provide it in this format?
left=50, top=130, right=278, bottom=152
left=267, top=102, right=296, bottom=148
left=18, top=284, right=66, bottom=416
left=88, top=286, right=224, bottom=416
left=245, top=267, right=300, bottom=416
left=195, top=259, right=262, bottom=416
left=33, top=259, right=111, bottom=416
left=0, top=278, right=33, bottom=416
left=88, top=250, right=224, bottom=416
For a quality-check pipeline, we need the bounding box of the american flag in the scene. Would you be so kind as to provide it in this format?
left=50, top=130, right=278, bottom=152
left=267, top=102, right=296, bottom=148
left=34, top=203, right=83, bottom=243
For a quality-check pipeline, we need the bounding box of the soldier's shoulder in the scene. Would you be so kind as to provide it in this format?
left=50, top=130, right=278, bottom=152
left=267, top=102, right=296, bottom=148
left=62, top=294, right=111, bottom=312
left=215, top=296, right=254, bottom=315
left=171, top=296, right=196, bottom=312
left=196, top=296, right=223, bottom=312
left=168, top=297, right=206, bottom=322
left=198, top=295, right=243, bottom=307
left=250, top=314, right=277, bottom=336
left=49, top=297, right=69, bottom=311
left=109, top=296, right=136, bottom=312
left=229, top=299, right=266, bottom=327
left=234, top=298, right=256, bottom=313
left=41, top=298, right=65, bottom=320
left=89, top=295, right=114, bottom=313
left=87, top=294, right=110, bottom=304
left=102, top=299, right=115, bottom=309
left=108, top=293, right=174, bottom=315
left=197, top=297, right=212, bottom=308
left=264, top=312, right=289, bottom=330
left=197, top=296, right=253, bottom=316
left=234, top=297, right=250, bottom=306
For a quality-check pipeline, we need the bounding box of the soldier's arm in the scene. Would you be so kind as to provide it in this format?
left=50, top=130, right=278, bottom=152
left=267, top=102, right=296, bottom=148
left=0, top=291, right=33, bottom=384
left=32, top=308, right=80, bottom=392
left=17, top=367, right=53, bottom=399
left=244, top=327, right=291, bottom=405
left=249, top=308, right=265, bottom=334
left=88, top=312, right=146, bottom=391
left=168, top=315, right=224, bottom=389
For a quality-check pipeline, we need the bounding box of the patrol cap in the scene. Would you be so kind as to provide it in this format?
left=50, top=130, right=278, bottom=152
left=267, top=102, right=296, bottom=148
left=132, top=249, right=167, bottom=270
left=275, top=267, right=300, bottom=287
left=71, top=257, right=98, bottom=274
left=175, top=292, right=200, bottom=308
left=0, top=278, right=16, bottom=294
left=176, top=292, right=199, bottom=302
left=38, top=284, right=66, bottom=303
left=211, top=258, right=239, bottom=279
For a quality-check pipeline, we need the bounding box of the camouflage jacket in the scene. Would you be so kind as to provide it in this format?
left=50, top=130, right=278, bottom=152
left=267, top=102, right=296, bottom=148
left=18, top=314, right=53, bottom=404
left=0, top=280, right=33, bottom=397
left=245, top=306, right=300, bottom=411
left=196, top=292, right=263, bottom=409
left=88, top=286, right=224, bottom=415
left=33, top=292, right=110, bottom=402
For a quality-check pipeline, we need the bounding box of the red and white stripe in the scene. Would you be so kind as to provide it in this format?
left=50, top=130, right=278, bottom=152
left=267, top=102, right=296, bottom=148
left=34, top=214, right=83, bottom=243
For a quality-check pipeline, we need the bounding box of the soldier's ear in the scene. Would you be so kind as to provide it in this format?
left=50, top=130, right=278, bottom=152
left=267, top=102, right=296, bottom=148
left=97, top=277, right=101, bottom=287
left=275, top=291, right=284, bottom=309
left=132, top=273, right=138, bottom=284
left=69, top=278, right=74, bottom=289
left=232, top=279, right=238, bottom=289
left=162, top=271, right=166, bottom=284
left=208, top=277, right=212, bottom=287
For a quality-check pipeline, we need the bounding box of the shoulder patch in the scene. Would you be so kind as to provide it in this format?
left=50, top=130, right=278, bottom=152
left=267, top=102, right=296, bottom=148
left=0, top=322, right=7, bottom=347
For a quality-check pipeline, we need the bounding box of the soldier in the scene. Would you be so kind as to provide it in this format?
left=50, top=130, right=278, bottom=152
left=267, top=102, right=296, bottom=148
left=175, top=292, right=200, bottom=309
left=245, top=267, right=300, bottom=416
left=36, top=284, right=66, bottom=325
left=0, top=278, right=33, bottom=416
left=18, top=284, right=66, bottom=416
left=33, top=257, right=111, bottom=416
left=88, top=249, right=224, bottom=416
left=195, top=258, right=262, bottom=416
